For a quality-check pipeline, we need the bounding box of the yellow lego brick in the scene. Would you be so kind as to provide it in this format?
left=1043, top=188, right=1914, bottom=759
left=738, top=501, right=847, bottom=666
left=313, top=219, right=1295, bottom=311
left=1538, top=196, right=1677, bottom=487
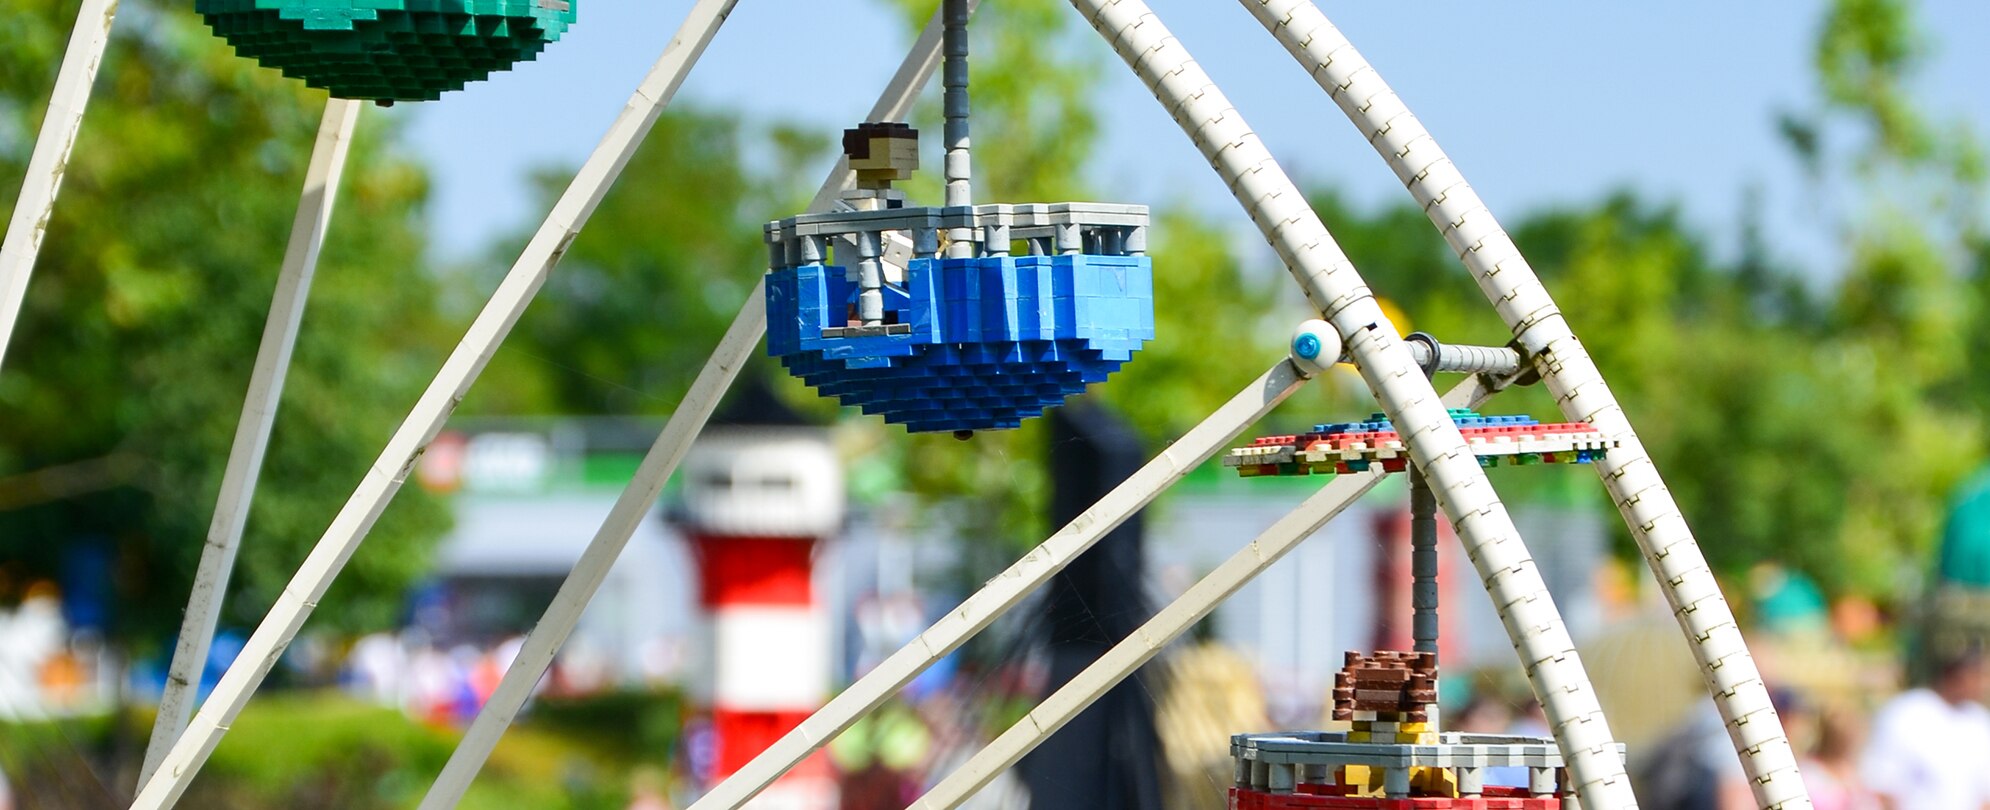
left=1341, top=764, right=1381, bottom=797
left=1339, top=765, right=1455, bottom=798
left=1411, top=766, right=1458, bottom=797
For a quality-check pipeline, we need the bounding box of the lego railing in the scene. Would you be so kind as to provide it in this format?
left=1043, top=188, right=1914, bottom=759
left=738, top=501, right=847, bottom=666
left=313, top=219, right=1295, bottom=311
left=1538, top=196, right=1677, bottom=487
left=1231, top=730, right=1629, bottom=800
left=764, top=202, right=1149, bottom=267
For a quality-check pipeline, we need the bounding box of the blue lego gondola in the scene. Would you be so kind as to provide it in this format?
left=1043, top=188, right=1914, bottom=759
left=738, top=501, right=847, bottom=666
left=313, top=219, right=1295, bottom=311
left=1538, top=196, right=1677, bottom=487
left=764, top=204, right=1154, bottom=435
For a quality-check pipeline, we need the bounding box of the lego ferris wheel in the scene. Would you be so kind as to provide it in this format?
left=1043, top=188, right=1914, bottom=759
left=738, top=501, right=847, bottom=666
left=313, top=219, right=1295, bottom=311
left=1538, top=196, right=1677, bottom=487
left=0, top=0, right=1814, bottom=808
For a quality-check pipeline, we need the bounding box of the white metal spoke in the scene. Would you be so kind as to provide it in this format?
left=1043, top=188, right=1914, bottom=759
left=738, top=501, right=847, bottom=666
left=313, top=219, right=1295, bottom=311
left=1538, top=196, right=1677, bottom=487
left=1063, top=0, right=1635, bottom=805
left=913, top=474, right=1372, bottom=810
left=0, top=0, right=119, bottom=374
left=127, top=1, right=739, bottom=805
left=911, top=376, right=1495, bottom=809
left=1238, top=1, right=1807, bottom=806
left=417, top=279, right=763, bottom=809
left=690, top=357, right=1313, bottom=810
left=413, top=5, right=971, bottom=805
left=139, top=97, right=365, bottom=786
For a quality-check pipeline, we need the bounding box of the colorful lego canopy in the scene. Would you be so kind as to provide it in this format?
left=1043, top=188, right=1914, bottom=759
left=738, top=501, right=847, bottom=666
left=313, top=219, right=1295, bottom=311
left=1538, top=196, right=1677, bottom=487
left=199, top=0, right=577, bottom=102
left=1226, top=409, right=1614, bottom=477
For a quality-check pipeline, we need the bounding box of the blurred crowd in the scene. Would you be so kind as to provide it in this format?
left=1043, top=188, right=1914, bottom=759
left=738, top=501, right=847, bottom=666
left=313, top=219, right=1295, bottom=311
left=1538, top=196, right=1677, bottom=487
left=0, top=580, right=112, bottom=719
left=5, top=568, right=1989, bottom=810
left=1436, top=646, right=1990, bottom=810
left=1638, top=645, right=1988, bottom=810
left=339, top=629, right=683, bottom=725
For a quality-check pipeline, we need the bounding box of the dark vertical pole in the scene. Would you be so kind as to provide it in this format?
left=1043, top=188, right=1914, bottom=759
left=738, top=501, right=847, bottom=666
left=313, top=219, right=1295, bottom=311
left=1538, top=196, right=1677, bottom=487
left=1020, top=402, right=1164, bottom=810
left=1410, top=468, right=1439, bottom=658
left=1407, top=334, right=1442, bottom=722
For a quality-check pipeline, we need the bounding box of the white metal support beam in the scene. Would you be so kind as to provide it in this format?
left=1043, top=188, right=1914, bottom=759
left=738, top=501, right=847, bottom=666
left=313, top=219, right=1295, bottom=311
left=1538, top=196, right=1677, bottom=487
left=139, top=97, right=365, bottom=787
left=1238, top=2, right=1807, bottom=806
left=911, top=375, right=1501, bottom=809
left=413, top=5, right=970, bottom=806
left=0, top=0, right=119, bottom=374
left=127, top=2, right=740, bottom=806
left=1063, top=0, right=1636, bottom=805
left=417, top=279, right=764, bottom=810
left=691, top=356, right=1313, bottom=810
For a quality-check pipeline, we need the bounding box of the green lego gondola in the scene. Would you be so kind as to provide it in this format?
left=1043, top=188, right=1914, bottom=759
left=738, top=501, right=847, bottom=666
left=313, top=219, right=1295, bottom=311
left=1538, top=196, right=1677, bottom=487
left=198, top=0, right=576, bottom=102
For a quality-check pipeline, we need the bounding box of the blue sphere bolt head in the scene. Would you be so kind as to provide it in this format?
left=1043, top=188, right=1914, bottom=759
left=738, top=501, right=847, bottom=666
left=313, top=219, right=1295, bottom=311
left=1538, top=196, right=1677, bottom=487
left=1289, top=319, right=1342, bottom=377
left=1294, top=333, right=1322, bottom=360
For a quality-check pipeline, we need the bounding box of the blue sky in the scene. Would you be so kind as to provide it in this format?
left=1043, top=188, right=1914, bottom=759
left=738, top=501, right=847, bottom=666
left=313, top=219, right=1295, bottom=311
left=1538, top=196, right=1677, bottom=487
left=393, top=1, right=1990, bottom=277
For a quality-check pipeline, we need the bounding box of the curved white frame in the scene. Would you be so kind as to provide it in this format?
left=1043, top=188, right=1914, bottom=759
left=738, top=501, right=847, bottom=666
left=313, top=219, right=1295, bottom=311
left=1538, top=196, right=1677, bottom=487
left=1054, top=0, right=1634, bottom=805
left=1237, top=1, right=1807, bottom=806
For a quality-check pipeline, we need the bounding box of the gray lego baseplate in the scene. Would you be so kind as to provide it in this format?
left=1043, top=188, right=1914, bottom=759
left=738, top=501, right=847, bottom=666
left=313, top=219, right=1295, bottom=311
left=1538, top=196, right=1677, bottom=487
left=1229, top=730, right=1625, bottom=771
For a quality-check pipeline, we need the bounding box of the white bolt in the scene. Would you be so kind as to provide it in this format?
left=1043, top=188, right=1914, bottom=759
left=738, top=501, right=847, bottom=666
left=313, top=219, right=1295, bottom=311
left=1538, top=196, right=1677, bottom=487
left=1289, top=319, right=1343, bottom=377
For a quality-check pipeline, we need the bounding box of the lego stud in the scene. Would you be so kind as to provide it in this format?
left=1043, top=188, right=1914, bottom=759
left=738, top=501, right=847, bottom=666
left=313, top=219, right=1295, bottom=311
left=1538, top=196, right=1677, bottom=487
left=1289, top=319, right=1342, bottom=377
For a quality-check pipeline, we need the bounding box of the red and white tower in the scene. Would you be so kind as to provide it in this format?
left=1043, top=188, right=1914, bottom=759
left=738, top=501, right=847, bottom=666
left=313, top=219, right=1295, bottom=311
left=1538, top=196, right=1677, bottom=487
left=678, top=427, right=843, bottom=810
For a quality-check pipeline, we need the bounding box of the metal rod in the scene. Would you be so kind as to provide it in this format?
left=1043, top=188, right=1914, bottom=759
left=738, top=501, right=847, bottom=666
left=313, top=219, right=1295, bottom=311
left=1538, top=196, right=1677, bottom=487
left=1409, top=467, right=1438, bottom=657
left=856, top=230, right=884, bottom=325
left=0, top=0, right=119, bottom=374
left=909, top=375, right=1500, bottom=809
left=812, top=0, right=961, bottom=217
left=689, top=357, right=1314, bottom=810
left=127, top=3, right=739, bottom=806
left=1396, top=340, right=1522, bottom=377
left=1239, top=2, right=1806, bottom=805
left=139, top=98, right=363, bottom=786
left=414, top=6, right=962, bottom=805
left=941, top=0, right=974, bottom=258
left=1067, top=1, right=1636, bottom=806
left=1410, top=347, right=1440, bottom=661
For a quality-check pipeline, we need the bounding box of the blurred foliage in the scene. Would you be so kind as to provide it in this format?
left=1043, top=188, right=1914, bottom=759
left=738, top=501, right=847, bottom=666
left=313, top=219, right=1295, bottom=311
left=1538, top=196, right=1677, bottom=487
left=459, top=109, right=826, bottom=418
left=1334, top=0, right=1989, bottom=599
left=0, top=690, right=680, bottom=808
left=0, top=0, right=453, bottom=644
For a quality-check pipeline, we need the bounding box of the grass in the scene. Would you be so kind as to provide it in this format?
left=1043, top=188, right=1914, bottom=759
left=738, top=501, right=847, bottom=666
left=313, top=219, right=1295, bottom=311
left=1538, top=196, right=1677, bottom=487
left=1, top=688, right=685, bottom=810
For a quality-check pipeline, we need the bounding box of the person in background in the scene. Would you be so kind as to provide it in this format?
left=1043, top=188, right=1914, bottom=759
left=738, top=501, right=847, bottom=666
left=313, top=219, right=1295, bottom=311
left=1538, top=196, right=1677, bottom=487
left=1444, top=693, right=1511, bottom=734
left=1860, top=645, right=1990, bottom=810
left=1803, top=705, right=1878, bottom=810
left=0, top=760, right=13, bottom=810
left=1633, top=688, right=1804, bottom=810
left=626, top=767, right=670, bottom=810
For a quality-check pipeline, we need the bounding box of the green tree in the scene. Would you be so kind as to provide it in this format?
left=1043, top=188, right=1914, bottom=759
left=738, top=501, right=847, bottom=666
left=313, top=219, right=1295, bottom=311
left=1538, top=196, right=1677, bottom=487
left=0, top=0, right=453, bottom=646
left=461, top=109, right=825, bottom=417
left=1795, top=0, right=1987, bottom=595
